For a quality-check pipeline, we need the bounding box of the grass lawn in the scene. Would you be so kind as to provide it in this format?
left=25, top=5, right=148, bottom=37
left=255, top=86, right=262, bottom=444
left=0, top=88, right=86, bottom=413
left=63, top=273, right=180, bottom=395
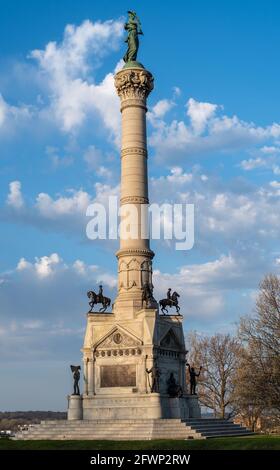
left=0, top=435, right=279, bottom=450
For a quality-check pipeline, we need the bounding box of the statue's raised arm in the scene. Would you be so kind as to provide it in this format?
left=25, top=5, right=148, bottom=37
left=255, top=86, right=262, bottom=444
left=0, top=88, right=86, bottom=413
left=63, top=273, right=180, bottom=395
left=123, top=10, right=143, bottom=64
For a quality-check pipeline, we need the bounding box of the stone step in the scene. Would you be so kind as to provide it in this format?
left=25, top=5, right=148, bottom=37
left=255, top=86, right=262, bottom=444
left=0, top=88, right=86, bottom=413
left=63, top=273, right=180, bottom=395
left=184, top=419, right=235, bottom=426
left=201, top=430, right=254, bottom=437
left=25, top=424, right=191, bottom=431
left=14, top=418, right=255, bottom=441
left=21, top=430, right=196, bottom=438
left=188, top=425, right=245, bottom=431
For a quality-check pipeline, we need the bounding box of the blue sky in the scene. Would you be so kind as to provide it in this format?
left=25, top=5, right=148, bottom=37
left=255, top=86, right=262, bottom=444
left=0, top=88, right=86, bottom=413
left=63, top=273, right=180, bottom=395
left=1, top=0, right=280, bottom=410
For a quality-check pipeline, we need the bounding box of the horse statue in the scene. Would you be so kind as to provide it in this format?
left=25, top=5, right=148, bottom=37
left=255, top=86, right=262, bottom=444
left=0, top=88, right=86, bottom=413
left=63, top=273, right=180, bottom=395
left=159, top=291, right=180, bottom=314
left=87, top=289, right=111, bottom=313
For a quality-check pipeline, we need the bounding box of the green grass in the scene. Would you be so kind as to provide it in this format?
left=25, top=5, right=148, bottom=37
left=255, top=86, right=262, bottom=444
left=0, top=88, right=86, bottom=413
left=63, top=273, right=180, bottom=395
left=0, top=435, right=279, bottom=450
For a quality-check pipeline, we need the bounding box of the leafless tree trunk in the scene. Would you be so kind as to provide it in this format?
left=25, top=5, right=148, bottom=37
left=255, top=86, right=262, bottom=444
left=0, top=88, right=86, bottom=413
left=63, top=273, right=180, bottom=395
left=186, top=332, right=242, bottom=419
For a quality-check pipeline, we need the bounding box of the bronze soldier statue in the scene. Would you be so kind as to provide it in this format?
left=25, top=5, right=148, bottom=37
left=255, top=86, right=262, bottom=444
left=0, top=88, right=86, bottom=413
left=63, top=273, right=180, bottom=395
left=70, top=365, right=81, bottom=395
left=146, top=363, right=161, bottom=393
left=186, top=363, right=202, bottom=395
left=98, top=285, right=103, bottom=302
left=159, top=289, right=180, bottom=314
left=87, top=285, right=111, bottom=313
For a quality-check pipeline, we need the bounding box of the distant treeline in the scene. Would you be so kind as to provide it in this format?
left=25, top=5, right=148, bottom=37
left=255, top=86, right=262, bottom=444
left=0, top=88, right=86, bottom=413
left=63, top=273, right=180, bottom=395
left=0, top=411, right=66, bottom=420
left=0, top=411, right=67, bottom=431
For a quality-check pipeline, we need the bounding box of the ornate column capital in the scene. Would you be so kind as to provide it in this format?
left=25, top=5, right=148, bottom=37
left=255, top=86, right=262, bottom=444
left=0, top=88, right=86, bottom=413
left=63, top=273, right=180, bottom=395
left=114, top=68, right=154, bottom=101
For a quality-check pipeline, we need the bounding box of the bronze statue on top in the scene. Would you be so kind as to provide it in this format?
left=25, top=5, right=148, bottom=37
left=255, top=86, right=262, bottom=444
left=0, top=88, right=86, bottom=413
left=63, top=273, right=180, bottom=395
left=87, top=284, right=111, bottom=313
left=159, top=289, right=181, bottom=314
left=123, top=11, right=143, bottom=64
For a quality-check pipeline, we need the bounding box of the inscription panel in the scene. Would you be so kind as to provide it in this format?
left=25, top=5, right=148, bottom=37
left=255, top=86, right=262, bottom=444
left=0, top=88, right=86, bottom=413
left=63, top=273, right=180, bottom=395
left=100, top=365, right=136, bottom=387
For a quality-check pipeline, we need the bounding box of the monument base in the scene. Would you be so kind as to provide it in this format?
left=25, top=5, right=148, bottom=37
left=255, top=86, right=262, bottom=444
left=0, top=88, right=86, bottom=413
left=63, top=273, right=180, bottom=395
left=79, top=308, right=201, bottom=422
left=68, top=394, right=200, bottom=421
left=67, top=395, right=83, bottom=420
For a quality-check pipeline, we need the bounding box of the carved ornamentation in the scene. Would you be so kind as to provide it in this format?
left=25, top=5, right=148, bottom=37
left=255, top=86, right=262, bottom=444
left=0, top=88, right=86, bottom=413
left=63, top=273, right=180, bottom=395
left=94, top=348, right=142, bottom=357
left=116, top=248, right=154, bottom=258
left=160, top=329, right=182, bottom=351
left=121, top=147, right=147, bottom=158
left=115, top=69, right=154, bottom=101
left=120, top=196, right=149, bottom=204
left=96, top=328, right=142, bottom=350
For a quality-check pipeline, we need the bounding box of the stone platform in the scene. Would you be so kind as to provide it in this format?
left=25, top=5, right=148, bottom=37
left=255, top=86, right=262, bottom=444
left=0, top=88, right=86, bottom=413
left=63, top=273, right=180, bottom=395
left=68, top=394, right=200, bottom=420
left=14, top=418, right=254, bottom=440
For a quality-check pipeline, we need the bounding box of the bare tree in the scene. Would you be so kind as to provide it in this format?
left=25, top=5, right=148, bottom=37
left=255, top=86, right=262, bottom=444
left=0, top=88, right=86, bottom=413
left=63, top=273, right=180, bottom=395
left=237, top=274, right=280, bottom=422
left=186, top=332, right=241, bottom=419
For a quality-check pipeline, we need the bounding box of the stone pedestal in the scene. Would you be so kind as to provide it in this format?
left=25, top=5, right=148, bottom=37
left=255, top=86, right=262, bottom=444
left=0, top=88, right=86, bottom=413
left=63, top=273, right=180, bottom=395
left=67, top=395, right=83, bottom=420
left=80, top=308, right=201, bottom=420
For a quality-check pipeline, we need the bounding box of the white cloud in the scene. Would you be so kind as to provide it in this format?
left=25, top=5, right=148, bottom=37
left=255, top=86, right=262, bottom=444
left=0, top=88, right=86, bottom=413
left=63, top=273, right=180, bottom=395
left=30, top=19, right=123, bottom=141
left=17, top=253, right=62, bottom=277
left=1, top=179, right=120, bottom=240
left=6, top=181, right=24, bottom=209
left=0, top=94, right=6, bottom=126
left=260, top=145, right=280, bottom=155
left=35, top=189, right=91, bottom=218
left=0, top=253, right=117, bottom=364
left=240, top=157, right=266, bottom=170
left=167, top=167, right=193, bottom=184
left=150, top=97, right=280, bottom=162
left=186, top=98, right=218, bottom=134
left=150, top=99, right=175, bottom=119
left=0, top=94, right=33, bottom=134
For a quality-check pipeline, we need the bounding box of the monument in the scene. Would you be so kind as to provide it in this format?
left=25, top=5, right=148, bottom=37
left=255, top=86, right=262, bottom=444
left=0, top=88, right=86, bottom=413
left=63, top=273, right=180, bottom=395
left=14, top=12, right=254, bottom=441
left=67, top=11, right=201, bottom=422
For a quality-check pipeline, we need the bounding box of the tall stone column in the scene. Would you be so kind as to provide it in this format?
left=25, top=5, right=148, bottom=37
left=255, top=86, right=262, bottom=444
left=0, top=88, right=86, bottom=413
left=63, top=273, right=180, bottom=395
left=114, top=66, right=157, bottom=317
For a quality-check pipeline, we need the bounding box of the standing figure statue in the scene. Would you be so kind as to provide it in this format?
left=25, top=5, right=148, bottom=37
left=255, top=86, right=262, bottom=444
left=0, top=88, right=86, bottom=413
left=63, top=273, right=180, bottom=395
left=123, top=10, right=143, bottom=63
left=146, top=362, right=161, bottom=393
left=186, top=363, right=202, bottom=395
left=159, top=289, right=181, bottom=314
left=87, top=284, right=111, bottom=313
left=70, top=365, right=81, bottom=396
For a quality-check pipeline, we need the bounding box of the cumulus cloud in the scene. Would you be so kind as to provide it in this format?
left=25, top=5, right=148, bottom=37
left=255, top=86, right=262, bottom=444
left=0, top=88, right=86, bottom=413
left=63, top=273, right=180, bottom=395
left=149, top=99, right=175, bottom=120
left=1, top=179, right=120, bottom=239
left=240, top=157, right=266, bottom=170
left=187, top=98, right=218, bottom=134
left=30, top=19, right=123, bottom=141
left=0, top=93, right=33, bottom=135
left=0, top=253, right=117, bottom=363
left=6, top=181, right=24, bottom=209
left=149, top=97, right=280, bottom=163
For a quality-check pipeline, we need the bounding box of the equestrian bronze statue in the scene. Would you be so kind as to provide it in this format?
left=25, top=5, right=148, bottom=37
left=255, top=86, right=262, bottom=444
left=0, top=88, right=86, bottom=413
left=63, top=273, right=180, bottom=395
left=159, top=288, right=181, bottom=314
left=87, top=284, right=111, bottom=313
